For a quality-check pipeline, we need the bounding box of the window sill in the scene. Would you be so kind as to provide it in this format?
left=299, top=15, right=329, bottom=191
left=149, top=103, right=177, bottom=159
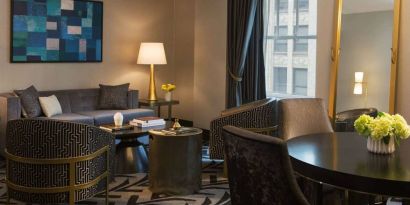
left=267, top=93, right=313, bottom=99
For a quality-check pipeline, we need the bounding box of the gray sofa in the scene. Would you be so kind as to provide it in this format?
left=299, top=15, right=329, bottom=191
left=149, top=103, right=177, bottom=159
left=0, top=88, right=155, bottom=155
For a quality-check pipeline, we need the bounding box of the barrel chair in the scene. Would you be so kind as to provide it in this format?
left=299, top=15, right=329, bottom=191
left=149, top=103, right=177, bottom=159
left=222, top=126, right=310, bottom=205
left=5, top=119, right=115, bottom=205
left=209, top=98, right=277, bottom=160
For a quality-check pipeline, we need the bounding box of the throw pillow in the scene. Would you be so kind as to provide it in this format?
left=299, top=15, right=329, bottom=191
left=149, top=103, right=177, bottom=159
left=99, top=83, right=130, bottom=110
left=14, top=86, right=42, bottom=118
left=39, top=95, right=63, bottom=117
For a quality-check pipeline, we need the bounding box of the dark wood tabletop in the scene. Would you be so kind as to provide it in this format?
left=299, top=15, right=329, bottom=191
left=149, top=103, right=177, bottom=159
left=287, top=132, right=410, bottom=197
left=139, top=99, right=180, bottom=106
left=109, top=121, right=172, bottom=140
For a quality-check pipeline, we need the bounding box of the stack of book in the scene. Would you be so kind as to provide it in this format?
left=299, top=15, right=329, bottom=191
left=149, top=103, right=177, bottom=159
left=130, top=116, right=166, bottom=127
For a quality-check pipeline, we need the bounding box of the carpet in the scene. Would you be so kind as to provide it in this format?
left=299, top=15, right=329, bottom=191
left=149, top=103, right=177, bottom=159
left=0, top=157, right=230, bottom=204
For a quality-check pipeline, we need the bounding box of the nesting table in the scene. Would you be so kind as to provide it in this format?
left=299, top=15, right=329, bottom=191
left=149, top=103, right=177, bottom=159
left=139, top=99, right=180, bottom=121
left=112, top=122, right=171, bottom=174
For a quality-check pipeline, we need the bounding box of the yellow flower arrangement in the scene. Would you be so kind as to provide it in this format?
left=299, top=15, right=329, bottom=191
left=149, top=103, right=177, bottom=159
left=354, top=112, right=410, bottom=144
left=161, top=84, right=176, bottom=92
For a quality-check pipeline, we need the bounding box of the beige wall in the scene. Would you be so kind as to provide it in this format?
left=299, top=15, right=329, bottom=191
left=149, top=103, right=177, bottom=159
left=193, top=0, right=227, bottom=129
left=0, top=0, right=197, bottom=120
left=316, top=0, right=334, bottom=104
left=173, top=0, right=195, bottom=121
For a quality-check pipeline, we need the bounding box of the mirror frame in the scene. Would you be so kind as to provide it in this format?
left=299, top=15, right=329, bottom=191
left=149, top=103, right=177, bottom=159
left=328, top=0, right=401, bottom=121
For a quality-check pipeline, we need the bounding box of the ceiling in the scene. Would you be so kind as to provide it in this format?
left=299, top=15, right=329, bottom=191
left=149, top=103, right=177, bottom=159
left=343, top=0, right=394, bottom=14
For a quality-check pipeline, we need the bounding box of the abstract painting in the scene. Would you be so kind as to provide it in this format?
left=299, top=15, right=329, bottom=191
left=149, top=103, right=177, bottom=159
left=11, top=0, right=103, bottom=63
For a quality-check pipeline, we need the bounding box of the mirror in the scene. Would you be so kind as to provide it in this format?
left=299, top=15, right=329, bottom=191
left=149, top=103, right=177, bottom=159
left=328, top=0, right=401, bottom=121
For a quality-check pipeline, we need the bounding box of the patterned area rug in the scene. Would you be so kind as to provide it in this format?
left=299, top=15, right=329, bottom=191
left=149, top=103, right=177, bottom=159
left=0, top=156, right=230, bottom=204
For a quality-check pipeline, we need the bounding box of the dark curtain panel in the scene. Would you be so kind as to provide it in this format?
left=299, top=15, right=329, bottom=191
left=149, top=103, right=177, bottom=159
left=241, top=0, right=266, bottom=105
left=226, top=0, right=266, bottom=108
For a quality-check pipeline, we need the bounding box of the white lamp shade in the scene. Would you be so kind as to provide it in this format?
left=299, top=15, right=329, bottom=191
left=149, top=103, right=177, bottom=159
left=137, top=42, right=167, bottom=65
left=355, top=72, right=364, bottom=83
left=353, top=83, right=363, bottom=95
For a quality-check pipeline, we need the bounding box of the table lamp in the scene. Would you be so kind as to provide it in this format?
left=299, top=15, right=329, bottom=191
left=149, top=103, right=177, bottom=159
left=137, top=42, right=167, bottom=101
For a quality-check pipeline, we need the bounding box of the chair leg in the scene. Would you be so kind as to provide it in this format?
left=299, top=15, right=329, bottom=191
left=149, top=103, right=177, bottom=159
left=315, top=183, right=323, bottom=205
left=6, top=191, right=10, bottom=205
left=106, top=176, right=109, bottom=205
left=223, top=159, right=228, bottom=178
left=344, top=190, right=349, bottom=205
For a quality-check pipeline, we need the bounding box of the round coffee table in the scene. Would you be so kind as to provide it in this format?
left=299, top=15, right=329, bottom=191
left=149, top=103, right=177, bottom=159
left=109, top=122, right=171, bottom=174
left=148, top=128, right=203, bottom=195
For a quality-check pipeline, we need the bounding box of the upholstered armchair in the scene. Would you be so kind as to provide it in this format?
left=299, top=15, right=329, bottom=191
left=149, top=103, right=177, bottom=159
left=5, top=119, right=115, bottom=205
left=209, top=98, right=277, bottom=159
left=222, top=126, right=310, bottom=205
left=278, top=98, right=335, bottom=204
left=278, top=98, right=334, bottom=140
left=335, top=108, right=378, bottom=132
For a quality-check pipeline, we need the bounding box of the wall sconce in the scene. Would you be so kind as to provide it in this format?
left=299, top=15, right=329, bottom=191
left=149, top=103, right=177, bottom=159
left=353, top=72, right=364, bottom=95
left=353, top=71, right=368, bottom=107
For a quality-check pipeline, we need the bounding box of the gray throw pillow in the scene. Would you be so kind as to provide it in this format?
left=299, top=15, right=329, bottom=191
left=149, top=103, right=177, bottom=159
left=14, top=85, right=42, bottom=118
left=99, top=83, right=130, bottom=110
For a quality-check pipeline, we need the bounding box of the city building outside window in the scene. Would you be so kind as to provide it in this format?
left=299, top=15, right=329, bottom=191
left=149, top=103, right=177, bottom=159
left=265, top=0, right=317, bottom=98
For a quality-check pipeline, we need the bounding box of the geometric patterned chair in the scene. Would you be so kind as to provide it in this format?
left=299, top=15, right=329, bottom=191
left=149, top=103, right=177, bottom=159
left=209, top=98, right=277, bottom=160
left=222, top=126, right=310, bottom=205
left=5, top=119, right=115, bottom=205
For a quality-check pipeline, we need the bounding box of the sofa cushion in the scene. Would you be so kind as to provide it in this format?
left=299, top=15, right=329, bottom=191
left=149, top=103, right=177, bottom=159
left=41, top=113, right=94, bottom=125
left=77, top=109, right=154, bottom=126
left=14, top=86, right=42, bottom=118
left=99, top=84, right=129, bottom=110
left=39, top=95, right=63, bottom=117
left=39, top=91, right=72, bottom=113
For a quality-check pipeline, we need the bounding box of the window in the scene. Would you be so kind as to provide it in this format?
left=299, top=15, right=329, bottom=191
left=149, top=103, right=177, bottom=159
left=274, top=26, right=288, bottom=53
left=264, top=0, right=316, bottom=97
left=293, top=68, right=308, bottom=95
left=278, top=0, right=288, bottom=13
left=296, top=0, right=309, bottom=11
left=273, top=67, right=287, bottom=93
left=294, top=25, right=309, bottom=52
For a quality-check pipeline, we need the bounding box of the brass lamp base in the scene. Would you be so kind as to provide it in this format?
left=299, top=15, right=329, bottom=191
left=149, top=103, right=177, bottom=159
left=148, top=64, right=157, bottom=101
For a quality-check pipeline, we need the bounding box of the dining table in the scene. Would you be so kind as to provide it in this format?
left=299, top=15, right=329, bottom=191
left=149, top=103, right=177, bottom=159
left=287, top=132, right=410, bottom=202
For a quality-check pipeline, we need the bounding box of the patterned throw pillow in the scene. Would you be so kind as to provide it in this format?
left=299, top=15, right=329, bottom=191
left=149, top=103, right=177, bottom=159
left=99, top=83, right=130, bottom=110
left=14, top=85, right=43, bottom=118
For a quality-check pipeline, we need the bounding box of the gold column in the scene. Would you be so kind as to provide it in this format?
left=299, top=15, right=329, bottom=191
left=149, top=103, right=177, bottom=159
left=148, top=64, right=157, bottom=101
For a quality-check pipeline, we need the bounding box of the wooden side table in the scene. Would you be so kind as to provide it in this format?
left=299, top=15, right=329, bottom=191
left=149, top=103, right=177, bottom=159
left=148, top=128, right=203, bottom=195
left=139, top=99, right=180, bottom=121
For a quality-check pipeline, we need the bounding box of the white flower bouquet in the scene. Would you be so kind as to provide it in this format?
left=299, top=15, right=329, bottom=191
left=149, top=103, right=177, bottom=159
left=354, top=112, right=410, bottom=154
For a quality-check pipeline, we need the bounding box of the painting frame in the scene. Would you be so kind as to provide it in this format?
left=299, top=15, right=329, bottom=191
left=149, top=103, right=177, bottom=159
left=10, top=0, right=103, bottom=63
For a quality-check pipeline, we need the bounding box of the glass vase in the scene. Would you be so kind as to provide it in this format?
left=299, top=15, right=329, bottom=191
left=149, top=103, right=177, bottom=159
left=165, top=92, right=172, bottom=102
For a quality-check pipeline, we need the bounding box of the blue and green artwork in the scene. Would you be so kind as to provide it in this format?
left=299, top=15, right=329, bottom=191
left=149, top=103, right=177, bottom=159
left=11, top=0, right=103, bottom=62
